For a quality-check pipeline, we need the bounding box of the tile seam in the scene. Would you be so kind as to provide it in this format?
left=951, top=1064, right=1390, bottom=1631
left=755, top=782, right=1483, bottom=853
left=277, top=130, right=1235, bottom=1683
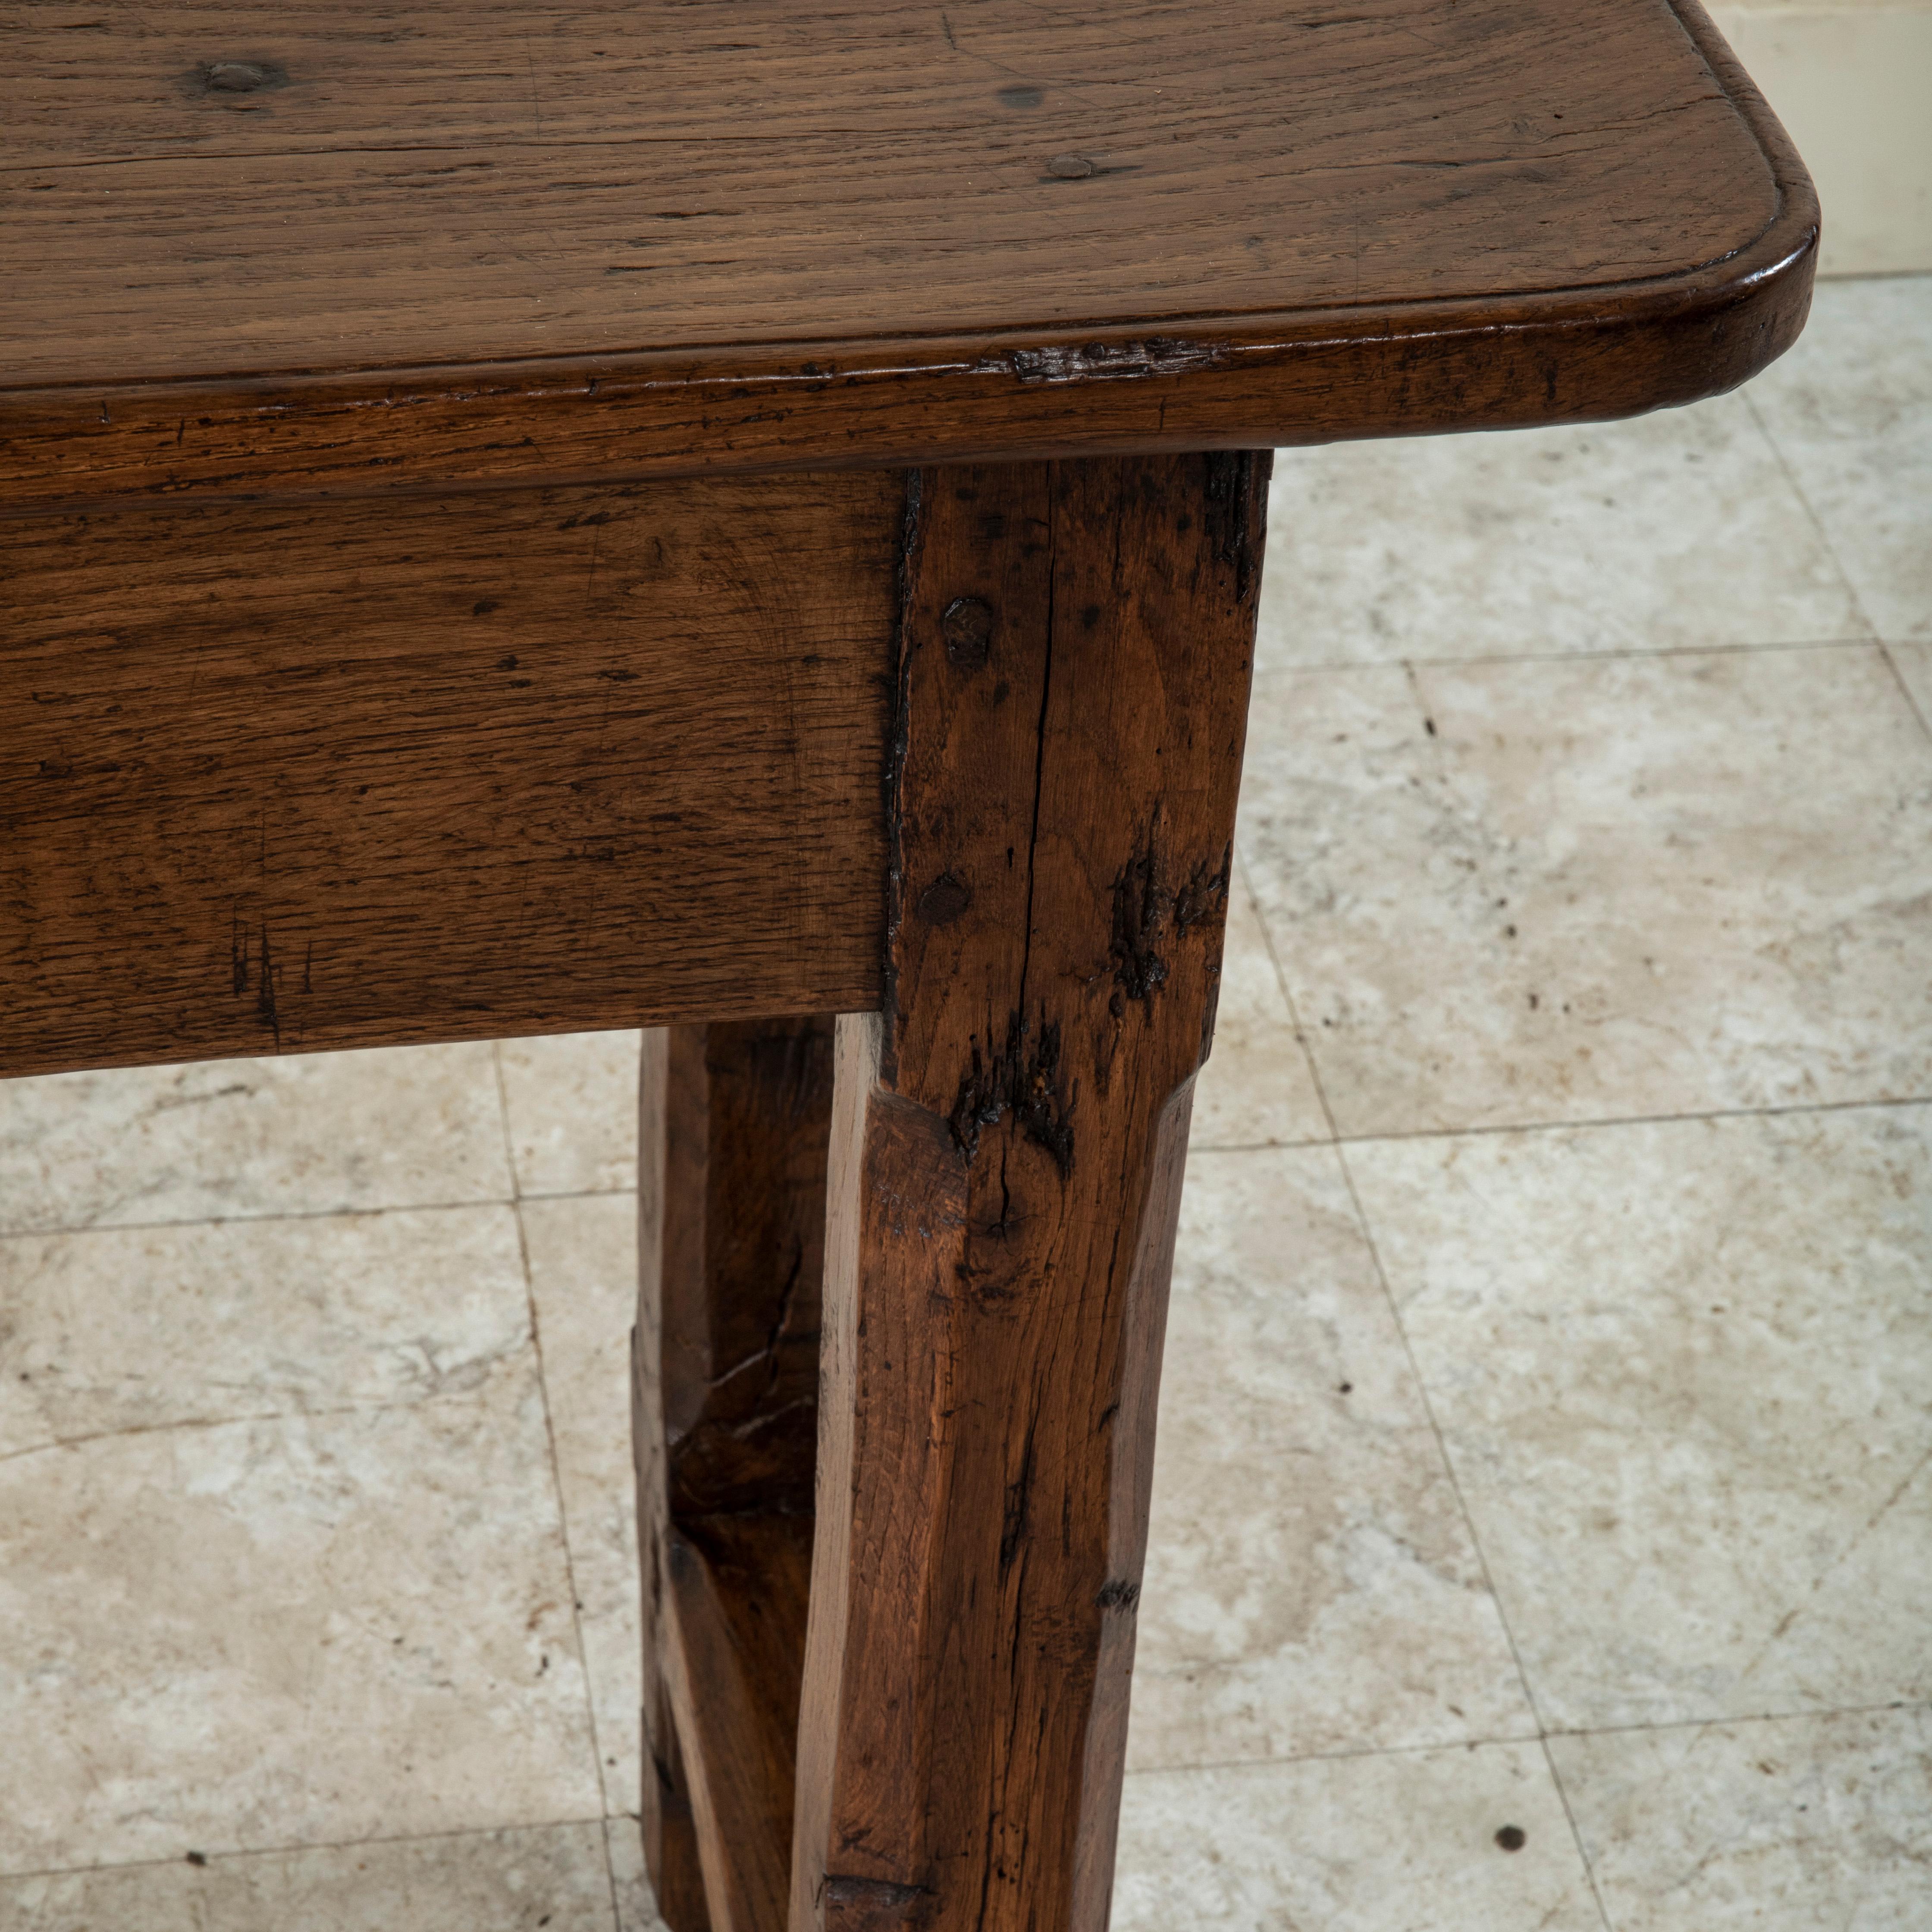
left=1235, top=839, right=1615, bottom=1926
left=0, top=1813, right=618, bottom=1889
left=491, top=1042, right=625, bottom=1891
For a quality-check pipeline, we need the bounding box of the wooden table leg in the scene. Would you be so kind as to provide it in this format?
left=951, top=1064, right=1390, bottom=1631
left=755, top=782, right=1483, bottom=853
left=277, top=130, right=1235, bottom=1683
left=634, top=452, right=1265, bottom=1932
left=794, top=453, right=1268, bottom=1932
left=637, top=1017, right=838, bottom=1932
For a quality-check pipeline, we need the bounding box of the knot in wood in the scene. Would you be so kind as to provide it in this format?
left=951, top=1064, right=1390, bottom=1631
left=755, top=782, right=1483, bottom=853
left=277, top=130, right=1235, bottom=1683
left=915, top=871, right=972, bottom=927
left=202, top=60, right=277, bottom=93
left=940, top=595, right=993, bottom=671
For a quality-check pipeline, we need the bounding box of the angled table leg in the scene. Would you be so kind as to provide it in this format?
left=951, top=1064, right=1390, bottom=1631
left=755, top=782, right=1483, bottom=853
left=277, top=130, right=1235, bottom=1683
left=636, top=1016, right=838, bottom=1932
left=794, top=452, right=1268, bottom=1932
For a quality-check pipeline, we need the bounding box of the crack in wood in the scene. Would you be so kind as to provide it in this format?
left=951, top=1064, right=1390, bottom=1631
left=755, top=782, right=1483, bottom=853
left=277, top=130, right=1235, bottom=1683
left=1202, top=448, right=1265, bottom=605
left=945, top=1008, right=1073, bottom=1174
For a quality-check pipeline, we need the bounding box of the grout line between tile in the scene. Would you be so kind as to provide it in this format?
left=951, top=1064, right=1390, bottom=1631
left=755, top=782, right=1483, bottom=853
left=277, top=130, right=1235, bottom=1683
left=0, top=1813, right=618, bottom=1889
left=1739, top=389, right=1932, bottom=746
left=1119, top=1693, right=1932, bottom=1783
left=1238, top=845, right=1617, bottom=1929
left=1539, top=1695, right=1932, bottom=1744
left=1250, top=634, right=1879, bottom=680
left=0, top=1393, right=489, bottom=1470
left=1327, top=1089, right=1932, bottom=1150
left=1878, top=639, right=1932, bottom=743
left=0, top=1194, right=518, bottom=1243
left=0, top=1182, right=637, bottom=1245
left=1331, top=1147, right=1618, bottom=1931
left=491, top=1044, right=626, bottom=1932
left=1228, top=853, right=1336, bottom=1151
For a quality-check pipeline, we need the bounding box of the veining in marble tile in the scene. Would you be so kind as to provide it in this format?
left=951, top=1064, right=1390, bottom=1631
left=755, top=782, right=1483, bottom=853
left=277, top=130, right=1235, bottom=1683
left=0, top=1205, right=531, bottom=1458
left=0, top=1044, right=512, bottom=1236
left=1551, top=1706, right=1932, bottom=1931
left=1750, top=277, right=1932, bottom=644
left=1349, top=1105, right=1932, bottom=1730
left=519, top=1194, right=645, bottom=1818
left=1189, top=875, right=1330, bottom=1150
left=498, top=1033, right=643, bottom=1199
left=0, top=1822, right=619, bottom=1932
left=1257, top=389, right=1864, bottom=669
left=1129, top=1146, right=1531, bottom=1771
left=1113, top=1742, right=1599, bottom=1932
left=0, top=1374, right=601, bottom=1873
left=1240, top=646, right=1932, bottom=1135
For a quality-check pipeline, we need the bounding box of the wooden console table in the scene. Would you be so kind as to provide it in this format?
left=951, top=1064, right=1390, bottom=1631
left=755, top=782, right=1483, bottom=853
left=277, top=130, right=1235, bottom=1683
left=0, top=5, right=1812, bottom=1929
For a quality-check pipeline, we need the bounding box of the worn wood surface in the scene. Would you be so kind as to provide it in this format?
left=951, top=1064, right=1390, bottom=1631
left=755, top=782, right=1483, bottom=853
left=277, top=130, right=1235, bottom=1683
left=792, top=452, right=1264, bottom=1932
left=637, top=1020, right=836, bottom=1932
left=0, top=477, right=896, bottom=1077
left=0, top=0, right=1813, bottom=504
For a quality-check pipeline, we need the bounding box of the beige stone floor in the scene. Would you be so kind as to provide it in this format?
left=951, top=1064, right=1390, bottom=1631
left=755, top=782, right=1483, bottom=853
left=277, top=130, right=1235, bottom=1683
left=3, top=276, right=1928, bottom=1931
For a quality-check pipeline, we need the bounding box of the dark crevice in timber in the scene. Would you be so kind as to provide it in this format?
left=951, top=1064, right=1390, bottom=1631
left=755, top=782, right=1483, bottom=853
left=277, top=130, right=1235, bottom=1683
left=1110, top=824, right=1171, bottom=1006
left=1174, top=843, right=1233, bottom=932
left=255, top=926, right=280, bottom=1047
left=946, top=1008, right=1073, bottom=1174
left=879, top=467, right=923, bottom=1073
left=760, top=1242, right=806, bottom=1400
left=1012, top=473, right=1058, bottom=1076
left=1202, top=448, right=1264, bottom=605
left=1095, top=1578, right=1142, bottom=1611
left=1000, top=1408, right=1038, bottom=1578
left=1110, top=826, right=1232, bottom=1016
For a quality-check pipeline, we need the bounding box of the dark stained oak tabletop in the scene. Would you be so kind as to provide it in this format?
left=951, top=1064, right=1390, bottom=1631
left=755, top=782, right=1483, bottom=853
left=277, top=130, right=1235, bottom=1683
left=0, top=0, right=1816, bottom=503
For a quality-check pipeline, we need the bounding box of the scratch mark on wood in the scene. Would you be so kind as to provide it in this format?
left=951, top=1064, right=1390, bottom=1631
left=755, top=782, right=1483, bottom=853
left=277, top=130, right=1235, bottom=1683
left=973, top=338, right=1229, bottom=387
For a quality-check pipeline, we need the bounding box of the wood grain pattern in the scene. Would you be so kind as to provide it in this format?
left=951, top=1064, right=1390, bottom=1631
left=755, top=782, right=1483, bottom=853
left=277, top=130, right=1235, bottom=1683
left=0, top=0, right=1813, bottom=503
left=637, top=1019, right=836, bottom=1932
left=794, top=452, right=1265, bottom=1932
left=0, top=477, right=896, bottom=1076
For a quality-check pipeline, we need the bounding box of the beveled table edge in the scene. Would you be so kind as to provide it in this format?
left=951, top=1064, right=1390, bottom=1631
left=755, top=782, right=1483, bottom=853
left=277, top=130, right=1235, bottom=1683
left=0, top=0, right=1816, bottom=513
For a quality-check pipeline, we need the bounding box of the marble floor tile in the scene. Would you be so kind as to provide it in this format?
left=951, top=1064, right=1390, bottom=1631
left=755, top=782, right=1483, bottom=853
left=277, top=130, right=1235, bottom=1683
left=0, top=1373, right=602, bottom=1873
left=1257, top=389, right=1863, bottom=670
left=1552, top=1705, right=1932, bottom=1931
left=1128, top=1146, right=1532, bottom=1771
left=1189, top=875, right=1330, bottom=1150
left=1750, top=276, right=1932, bottom=645
left=498, top=1032, right=643, bottom=1199
left=1240, top=646, right=1932, bottom=1135
left=0, top=1043, right=512, bottom=1236
left=1113, top=1741, right=1599, bottom=1932
left=1349, top=1105, right=1932, bottom=1731
left=0, top=1821, right=620, bottom=1932
left=0, top=1204, right=531, bottom=1458
left=518, top=1194, right=645, bottom=1819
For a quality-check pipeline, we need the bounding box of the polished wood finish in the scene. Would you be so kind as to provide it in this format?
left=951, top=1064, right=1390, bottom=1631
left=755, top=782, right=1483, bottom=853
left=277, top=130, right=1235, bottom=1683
left=792, top=452, right=1264, bottom=1932
left=637, top=1019, right=837, bottom=1932
left=0, top=1, right=1812, bottom=507
left=0, top=477, right=895, bottom=1076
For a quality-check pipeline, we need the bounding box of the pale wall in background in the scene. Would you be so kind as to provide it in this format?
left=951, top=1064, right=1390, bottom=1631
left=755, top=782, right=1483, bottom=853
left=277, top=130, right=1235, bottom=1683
left=1709, top=1, right=1932, bottom=275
